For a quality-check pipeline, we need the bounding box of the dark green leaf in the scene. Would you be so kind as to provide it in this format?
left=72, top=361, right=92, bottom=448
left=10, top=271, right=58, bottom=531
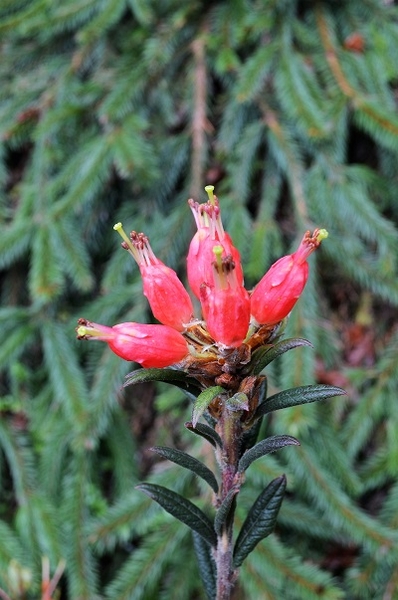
left=151, top=446, right=218, bottom=493
left=192, top=531, right=216, bottom=600
left=124, top=367, right=201, bottom=401
left=124, top=367, right=198, bottom=387
left=136, top=483, right=217, bottom=547
left=233, top=475, right=286, bottom=567
left=240, top=417, right=263, bottom=455
left=255, top=385, right=347, bottom=418
left=257, top=377, right=268, bottom=405
left=192, top=386, right=225, bottom=427
left=251, top=338, right=313, bottom=375
left=238, top=435, right=300, bottom=473
left=185, top=422, right=223, bottom=449
left=214, top=488, right=238, bottom=536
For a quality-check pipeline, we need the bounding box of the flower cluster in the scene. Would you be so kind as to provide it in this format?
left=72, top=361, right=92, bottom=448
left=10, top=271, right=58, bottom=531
left=77, top=187, right=327, bottom=378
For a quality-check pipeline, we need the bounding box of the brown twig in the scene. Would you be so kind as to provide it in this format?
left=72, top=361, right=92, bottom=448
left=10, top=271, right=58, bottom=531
left=191, top=29, right=213, bottom=199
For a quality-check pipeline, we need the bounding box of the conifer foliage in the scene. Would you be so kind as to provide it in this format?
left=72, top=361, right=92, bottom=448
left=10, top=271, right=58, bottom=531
left=1, top=1, right=398, bottom=598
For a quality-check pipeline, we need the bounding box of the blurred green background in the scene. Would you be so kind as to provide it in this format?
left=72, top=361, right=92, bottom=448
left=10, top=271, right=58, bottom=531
left=1, top=1, right=398, bottom=598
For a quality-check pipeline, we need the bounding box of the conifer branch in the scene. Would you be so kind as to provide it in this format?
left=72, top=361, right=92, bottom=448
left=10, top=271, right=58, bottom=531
left=316, top=5, right=398, bottom=138
left=315, top=7, right=356, bottom=99
left=260, top=102, right=307, bottom=226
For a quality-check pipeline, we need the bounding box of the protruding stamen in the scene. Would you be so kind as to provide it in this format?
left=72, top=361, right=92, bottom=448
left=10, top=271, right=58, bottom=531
left=212, top=246, right=237, bottom=290
left=76, top=319, right=112, bottom=340
left=113, top=222, right=139, bottom=260
left=205, top=185, right=215, bottom=204
left=212, top=245, right=224, bottom=272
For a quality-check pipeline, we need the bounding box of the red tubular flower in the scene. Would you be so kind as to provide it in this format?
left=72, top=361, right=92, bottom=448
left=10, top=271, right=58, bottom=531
left=76, top=320, right=189, bottom=368
left=199, top=246, right=250, bottom=348
left=114, top=224, right=193, bottom=331
left=187, top=186, right=244, bottom=298
left=250, top=229, right=328, bottom=326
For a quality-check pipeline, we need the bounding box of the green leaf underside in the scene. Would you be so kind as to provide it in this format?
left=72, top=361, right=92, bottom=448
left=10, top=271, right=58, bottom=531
left=185, top=422, right=223, bottom=449
left=255, top=384, right=347, bottom=418
left=251, top=337, right=313, bottom=374
left=192, top=386, right=225, bottom=427
left=136, top=483, right=217, bottom=547
left=151, top=446, right=218, bottom=493
left=124, top=367, right=201, bottom=398
left=238, top=435, right=300, bottom=473
left=233, top=475, right=286, bottom=568
left=192, top=531, right=216, bottom=600
left=214, top=488, right=238, bottom=536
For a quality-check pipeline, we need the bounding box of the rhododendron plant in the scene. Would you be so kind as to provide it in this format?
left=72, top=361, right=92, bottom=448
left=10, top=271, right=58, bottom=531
left=77, top=186, right=345, bottom=600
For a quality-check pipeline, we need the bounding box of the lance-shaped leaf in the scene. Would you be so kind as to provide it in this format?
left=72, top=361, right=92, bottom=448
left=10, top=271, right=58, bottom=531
left=233, top=475, right=286, bottom=567
left=250, top=337, right=313, bottom=374
left=214, top=488, right=238, bottom=535
left=185, top=422, right=223, bottom=449
left=124, top=367, right=200, bottom=401
left=136, top=483, right=217, bottom=547
left=151, top=446, right=218, bottom=493
left=192, top=386, right=225, bottom=427
left=192, top=531, right=216, bottom=600
left=254, top=384, right=347, bottom=419
left=238, top=435, right=300, bottom=473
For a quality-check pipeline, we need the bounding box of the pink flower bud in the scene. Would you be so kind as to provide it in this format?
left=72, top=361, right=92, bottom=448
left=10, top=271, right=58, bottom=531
left=187, top=189, right=243, bottom=298
left=250, top=229, right=328, bottom=326
left=200, top=247, right=250, bottom=348
left=76, top=320, right=189, bottom=368
left=114, top=224, right=193, bottom=331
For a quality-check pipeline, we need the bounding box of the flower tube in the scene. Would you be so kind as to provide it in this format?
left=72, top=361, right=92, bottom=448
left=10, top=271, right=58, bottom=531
left=114, top=224, right=193, bottom=331
left=200, top=246, right=250, bottom=348
left=187, top=186, right=244, bottom=298
left=250, top=229, right=328, bottom=326
left=76, top=319, right=189, bottom=367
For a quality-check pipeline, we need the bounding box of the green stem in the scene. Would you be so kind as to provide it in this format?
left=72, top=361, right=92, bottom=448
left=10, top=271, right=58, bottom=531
left=215, top=405, right=242, bottom=600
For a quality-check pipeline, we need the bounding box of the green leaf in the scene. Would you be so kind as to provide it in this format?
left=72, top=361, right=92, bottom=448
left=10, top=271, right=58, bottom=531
left=214, top=488, right=238, bottom=536
left=225, top=392, right=249, bottom=412
left=136, top=483, right=217, bottom=547
left=240, top=417, right=263, bottom=455
left=255, top=385, right=347, bottom=418
left=124, top=367, right=200, bottom=401
left=192, top=386, right=225, bottom=427
left=250, top=338, right=313, bottom=375
left=185, top=421, right=223, bottom=449
left=233, top=475, right=286, bottom=567
left=238, top=435, right=300, bottom=473
left=151, top=446, right=218, bottom=493
left=192, top=532, right=216, bottom=600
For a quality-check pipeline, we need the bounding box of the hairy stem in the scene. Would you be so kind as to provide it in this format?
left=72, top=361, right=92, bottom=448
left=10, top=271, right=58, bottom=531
left=215, top=406, right=242, bottom=600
